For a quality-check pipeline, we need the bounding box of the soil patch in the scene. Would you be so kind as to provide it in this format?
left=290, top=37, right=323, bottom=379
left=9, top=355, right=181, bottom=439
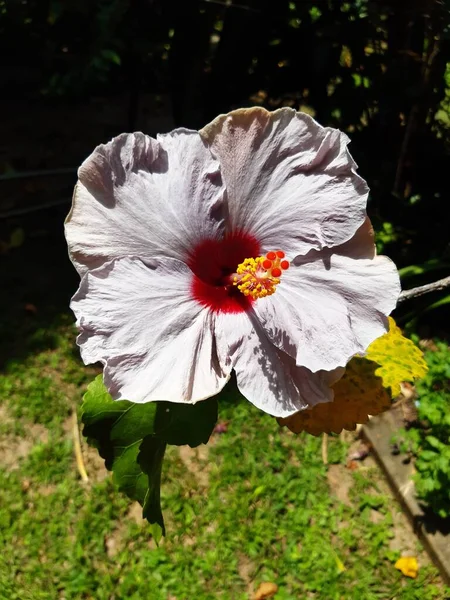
left=327, top=464, right=353, bottom=506
left=179, top=444, right=210, bottom=487
left=0, top=406, right=48, bottom=470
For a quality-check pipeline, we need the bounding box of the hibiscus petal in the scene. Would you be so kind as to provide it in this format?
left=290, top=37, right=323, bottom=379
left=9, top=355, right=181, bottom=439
left=71, top=256, right=230, bottom=404
left=215, top=311, right=343, bottom=417
left=255, top=248, right=401, bottom=372
left=333, top=217, right=376, bottom=259
left=66, top=130, right=225, bottom=275
left=200, top=107, right=367, bottom=255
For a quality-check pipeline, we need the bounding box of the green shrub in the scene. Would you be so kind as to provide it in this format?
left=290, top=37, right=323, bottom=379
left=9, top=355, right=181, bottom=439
left=400, top=341, right=450, bottom=519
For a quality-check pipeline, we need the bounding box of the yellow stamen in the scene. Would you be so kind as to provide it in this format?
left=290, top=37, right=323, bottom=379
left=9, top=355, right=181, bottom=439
left=232, top=251, right=289, bottom=300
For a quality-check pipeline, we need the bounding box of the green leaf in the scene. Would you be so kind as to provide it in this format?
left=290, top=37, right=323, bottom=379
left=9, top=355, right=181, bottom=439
left=81, top=376, right=158, bottom=465
left=419, top=450, right=438, bottom=462
left=423, top=294, right=450, bottom=313
left=100, top=49, right=122, bottom=65
left=138, top=436, right=166, bottom=536
left=81, top=375, right=219, bottom=534
left=398, top=258, right=450, bottom=280
left=155, top=397, right=218, bottom=446
left=425, top=435, right=442, bottom=450
left=81, top=376, right=161, bottom=527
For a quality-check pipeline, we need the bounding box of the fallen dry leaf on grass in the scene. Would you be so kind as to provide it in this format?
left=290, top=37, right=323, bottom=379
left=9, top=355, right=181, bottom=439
left=253, top=581, right=278, bottom=599
left=395, top=556, right=419, bottom=578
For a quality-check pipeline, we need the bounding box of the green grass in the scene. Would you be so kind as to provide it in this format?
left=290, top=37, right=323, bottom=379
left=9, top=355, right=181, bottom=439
left=0, top=321, right=449, bottom=600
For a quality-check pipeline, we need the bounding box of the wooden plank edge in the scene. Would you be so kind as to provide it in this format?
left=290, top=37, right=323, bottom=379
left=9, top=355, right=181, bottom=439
left=362, top=412, right=450, bottom=585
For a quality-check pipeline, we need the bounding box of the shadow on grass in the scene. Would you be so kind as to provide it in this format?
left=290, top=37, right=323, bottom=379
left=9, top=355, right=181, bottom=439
left=415, top=504, right=450, bottom=537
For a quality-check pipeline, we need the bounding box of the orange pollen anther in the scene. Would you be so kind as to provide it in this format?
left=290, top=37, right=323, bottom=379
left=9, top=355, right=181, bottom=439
left=232, top=250, right=290, bottom=300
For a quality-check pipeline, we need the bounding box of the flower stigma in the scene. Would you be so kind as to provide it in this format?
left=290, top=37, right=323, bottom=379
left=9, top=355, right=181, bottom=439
left=232, top=250, right=289, bottom=299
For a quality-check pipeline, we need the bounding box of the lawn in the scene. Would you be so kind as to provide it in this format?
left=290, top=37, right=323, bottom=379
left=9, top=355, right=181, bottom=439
left=0, top=214, right=449, bottom=600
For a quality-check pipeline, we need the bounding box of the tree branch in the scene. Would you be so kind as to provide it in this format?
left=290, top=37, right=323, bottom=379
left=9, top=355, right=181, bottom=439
left=398, top=275, right=450, bottom=303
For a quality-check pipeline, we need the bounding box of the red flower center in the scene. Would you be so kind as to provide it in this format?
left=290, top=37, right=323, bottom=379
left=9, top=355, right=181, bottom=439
left=188, top=233, right=261, bottom=313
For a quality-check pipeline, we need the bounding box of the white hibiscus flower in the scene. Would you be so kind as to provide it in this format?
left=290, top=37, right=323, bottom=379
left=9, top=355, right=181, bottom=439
left=65, top=107, right=400, bottom=417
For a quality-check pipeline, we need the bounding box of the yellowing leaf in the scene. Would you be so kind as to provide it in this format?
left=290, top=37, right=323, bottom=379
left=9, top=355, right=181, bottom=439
left=366, top=317, right=428, bottom=396
left=278, top=318, right=427, bottom=436
left=278, top=358, right=390, bottom=436
left=395, top=556, right=419, bottom=578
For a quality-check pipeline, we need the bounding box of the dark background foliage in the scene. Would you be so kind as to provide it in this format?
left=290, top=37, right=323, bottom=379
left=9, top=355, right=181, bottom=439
left=0, top=0, right=449, bottom=333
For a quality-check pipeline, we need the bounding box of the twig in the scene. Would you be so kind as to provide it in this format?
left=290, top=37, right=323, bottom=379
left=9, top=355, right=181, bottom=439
left=72, top=411, right=89, bottom=483
left=398, top=275, right=450, bottom=304
left=321, top=433, right=328, bottom=465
